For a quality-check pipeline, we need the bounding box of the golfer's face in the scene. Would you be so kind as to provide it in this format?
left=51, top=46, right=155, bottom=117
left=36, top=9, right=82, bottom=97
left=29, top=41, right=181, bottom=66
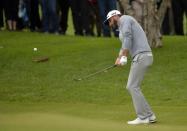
left=108, top=17, right=114, bottom=27
left=109, top=16, right=117, bottom=28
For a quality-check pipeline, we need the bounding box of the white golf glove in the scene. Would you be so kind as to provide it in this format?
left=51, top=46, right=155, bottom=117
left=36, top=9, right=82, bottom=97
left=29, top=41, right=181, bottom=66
left=119, top=56, right=127, bottom=66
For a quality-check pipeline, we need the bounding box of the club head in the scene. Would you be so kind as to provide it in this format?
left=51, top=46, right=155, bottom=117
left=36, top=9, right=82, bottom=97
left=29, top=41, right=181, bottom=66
left=74, top=78, right=82, bottom=81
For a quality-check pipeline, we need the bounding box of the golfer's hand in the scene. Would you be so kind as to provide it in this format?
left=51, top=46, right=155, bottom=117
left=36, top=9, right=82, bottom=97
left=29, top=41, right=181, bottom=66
left=115, top=57, right=121, bottom=66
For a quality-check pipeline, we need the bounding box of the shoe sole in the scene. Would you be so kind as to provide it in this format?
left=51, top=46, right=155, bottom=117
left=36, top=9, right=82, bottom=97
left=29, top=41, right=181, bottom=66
left=149, top=120, right=157, bottom=123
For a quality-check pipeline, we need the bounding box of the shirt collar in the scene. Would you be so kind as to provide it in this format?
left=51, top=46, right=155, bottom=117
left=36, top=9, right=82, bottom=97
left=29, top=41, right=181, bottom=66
left=118, top=16, right=123, bottom=29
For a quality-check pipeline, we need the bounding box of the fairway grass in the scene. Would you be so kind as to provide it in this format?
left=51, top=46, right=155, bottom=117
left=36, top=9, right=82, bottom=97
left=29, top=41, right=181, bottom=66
left=0, top=103, right=187, bottom=131
left=0, top=31, right=187, bottom=130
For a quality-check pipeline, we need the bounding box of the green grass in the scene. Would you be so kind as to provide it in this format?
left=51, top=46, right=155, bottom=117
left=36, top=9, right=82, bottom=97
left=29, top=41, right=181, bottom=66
left=0, top=103, right=187, bottom=131
left=0, top=31, right=187, bottom=131
left=184, top=15, right=187, bottom=35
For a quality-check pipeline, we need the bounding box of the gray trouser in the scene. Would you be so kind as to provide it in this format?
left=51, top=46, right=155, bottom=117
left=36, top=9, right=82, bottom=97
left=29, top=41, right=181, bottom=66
left=126, top=52, right=154, bottom=119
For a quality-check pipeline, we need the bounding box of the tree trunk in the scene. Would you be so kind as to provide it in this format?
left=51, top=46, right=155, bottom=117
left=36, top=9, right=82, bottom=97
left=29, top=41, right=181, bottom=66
left=119, top=0, right=170, bottom=48
left=143, top=0, right=162, bottom=48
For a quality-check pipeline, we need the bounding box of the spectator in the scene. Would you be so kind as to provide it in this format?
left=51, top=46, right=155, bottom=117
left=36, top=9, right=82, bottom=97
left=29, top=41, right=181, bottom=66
left=41, top=0, right=58, bottom=34
left=81, top=0, right=93, bottom=36
left=4, top=0, right=19, bottom=31
left=156, top=0, right=174, bottom=35
left=69, top=0, right=83, bottom=36
left=0, top=0, right=5, bottom=30
left=88, top=0, right=102, bottom=37
left=69, top=0, right=92, bottom=36
left=29, top=0, right=41, bottom=32
left=97, top=0, right=118, bottom=37
left=58, top=0, right=70, bottom=35
left=172, top=0, right=187, bottom=35
left=17, top=0, right=30, bottom=30
left=161, top=6, right=174, bottom=35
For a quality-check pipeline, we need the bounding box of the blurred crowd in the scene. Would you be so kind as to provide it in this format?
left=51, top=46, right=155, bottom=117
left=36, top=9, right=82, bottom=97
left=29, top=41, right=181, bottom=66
left=158, top=0, right=187, bottom=35
left=0, top=0, right=186, bottom=36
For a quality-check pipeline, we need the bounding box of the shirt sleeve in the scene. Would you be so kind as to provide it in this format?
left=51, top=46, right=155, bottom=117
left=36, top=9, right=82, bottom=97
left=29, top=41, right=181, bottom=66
left=121, top=19, right=132, bottom=50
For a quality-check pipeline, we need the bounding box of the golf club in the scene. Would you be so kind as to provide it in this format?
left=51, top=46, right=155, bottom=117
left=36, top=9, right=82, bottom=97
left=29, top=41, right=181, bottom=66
left=74, top=64, right=117, bottom=81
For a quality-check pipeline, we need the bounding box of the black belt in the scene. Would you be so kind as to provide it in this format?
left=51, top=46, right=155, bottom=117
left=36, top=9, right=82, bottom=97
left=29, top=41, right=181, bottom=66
left=133, top=51, right=152, bottom=59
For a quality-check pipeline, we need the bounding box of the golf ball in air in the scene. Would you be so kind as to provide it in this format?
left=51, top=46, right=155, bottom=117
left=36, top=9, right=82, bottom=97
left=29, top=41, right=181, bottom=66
left=33, top=48, right=37, bottom=51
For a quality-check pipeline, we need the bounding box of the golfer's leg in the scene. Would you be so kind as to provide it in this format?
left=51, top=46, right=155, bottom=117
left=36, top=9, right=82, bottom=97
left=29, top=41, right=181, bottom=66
left=126, top=56, right=153, bottom=119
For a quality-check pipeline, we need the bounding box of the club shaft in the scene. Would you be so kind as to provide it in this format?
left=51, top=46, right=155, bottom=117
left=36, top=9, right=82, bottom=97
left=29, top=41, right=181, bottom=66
left=80, top=65, right=116, bottom=80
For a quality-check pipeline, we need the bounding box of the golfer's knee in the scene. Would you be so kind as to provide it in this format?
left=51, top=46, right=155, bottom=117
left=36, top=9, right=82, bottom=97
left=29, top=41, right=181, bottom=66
left=126, top=84, right=133, bottom=92
left=126, top=84, right=137, bottom=93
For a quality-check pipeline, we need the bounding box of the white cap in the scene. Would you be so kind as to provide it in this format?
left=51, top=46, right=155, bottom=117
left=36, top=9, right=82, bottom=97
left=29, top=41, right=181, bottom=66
left=103, top=10, right=121, bottom=26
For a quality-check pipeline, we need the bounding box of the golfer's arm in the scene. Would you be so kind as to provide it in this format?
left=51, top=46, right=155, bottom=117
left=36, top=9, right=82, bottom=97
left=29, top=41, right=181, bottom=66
left=118, top=49, right=129, bottom=58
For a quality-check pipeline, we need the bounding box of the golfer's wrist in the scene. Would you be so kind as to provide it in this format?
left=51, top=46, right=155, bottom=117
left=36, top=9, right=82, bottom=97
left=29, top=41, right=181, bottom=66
left=117, top=55, right=123, bottom=59
left=117, top=55, right=122, bottom=59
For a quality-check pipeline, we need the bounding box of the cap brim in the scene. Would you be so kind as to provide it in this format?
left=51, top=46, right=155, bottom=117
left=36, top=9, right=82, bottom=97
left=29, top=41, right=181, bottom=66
left=103, top=19, right=109, bottom=26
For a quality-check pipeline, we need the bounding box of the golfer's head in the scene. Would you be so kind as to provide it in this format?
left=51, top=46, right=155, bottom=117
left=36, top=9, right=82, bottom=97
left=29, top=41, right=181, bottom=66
left=104, top=10, right=121, bottom=27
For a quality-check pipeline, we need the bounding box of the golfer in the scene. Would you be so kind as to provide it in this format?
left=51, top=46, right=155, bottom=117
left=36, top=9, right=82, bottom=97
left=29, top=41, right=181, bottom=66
left=104, top=10, right=156, bottom=125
